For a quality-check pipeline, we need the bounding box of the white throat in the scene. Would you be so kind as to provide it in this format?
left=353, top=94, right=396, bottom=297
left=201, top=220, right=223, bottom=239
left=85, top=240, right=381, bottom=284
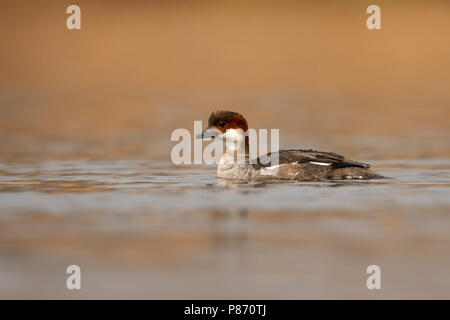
left=220, top=129, right=247, bottom=165
left=223, top=129, right=245, bottom=150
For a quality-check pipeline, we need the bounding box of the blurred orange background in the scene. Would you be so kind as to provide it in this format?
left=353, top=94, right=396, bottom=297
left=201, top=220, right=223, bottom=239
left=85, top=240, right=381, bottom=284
left=1, top=0, right=449, bottom=161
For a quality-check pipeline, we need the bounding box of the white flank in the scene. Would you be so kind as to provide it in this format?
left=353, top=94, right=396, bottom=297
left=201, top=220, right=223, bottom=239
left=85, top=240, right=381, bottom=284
left=264, top=164, right=281, bottom=170
left=260, top=164, right=282, bottom=175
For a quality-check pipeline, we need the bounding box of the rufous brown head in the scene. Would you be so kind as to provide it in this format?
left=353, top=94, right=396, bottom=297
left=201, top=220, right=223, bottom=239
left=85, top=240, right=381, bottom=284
left=197, top=111, right=248, bottom=139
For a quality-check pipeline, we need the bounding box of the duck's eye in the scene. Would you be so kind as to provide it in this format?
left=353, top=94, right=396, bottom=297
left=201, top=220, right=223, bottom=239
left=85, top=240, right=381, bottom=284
left=219, top=121, right=226, bottom=127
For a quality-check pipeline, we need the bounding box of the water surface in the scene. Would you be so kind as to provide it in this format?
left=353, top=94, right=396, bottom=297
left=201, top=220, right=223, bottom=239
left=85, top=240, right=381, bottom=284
left=1, top=157, right=449, bottom=299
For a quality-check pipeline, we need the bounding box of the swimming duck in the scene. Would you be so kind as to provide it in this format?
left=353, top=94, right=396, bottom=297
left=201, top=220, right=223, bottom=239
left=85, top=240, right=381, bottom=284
left=197, top=110, right=384, bottom=181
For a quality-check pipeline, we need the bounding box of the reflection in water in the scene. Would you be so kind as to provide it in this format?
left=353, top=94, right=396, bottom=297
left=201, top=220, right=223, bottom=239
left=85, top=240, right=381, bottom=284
left=0, top=157, right=449, bottom=299
left=208, top=208, right=249, bottom=271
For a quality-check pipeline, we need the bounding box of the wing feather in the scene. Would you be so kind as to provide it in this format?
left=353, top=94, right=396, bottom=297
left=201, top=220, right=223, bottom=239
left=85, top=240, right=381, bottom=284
left=254, top=149, right=370, bottom=169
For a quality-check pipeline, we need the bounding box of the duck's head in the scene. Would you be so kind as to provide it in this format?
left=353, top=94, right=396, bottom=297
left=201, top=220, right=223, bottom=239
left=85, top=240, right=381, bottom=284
left=196, top=111, right=248, bottom=143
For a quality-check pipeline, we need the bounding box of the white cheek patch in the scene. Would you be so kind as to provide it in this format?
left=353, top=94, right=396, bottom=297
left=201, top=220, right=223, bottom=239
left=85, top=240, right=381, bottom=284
left=223, top=129, right=245, bottom=141
left=309, top=161, right=331, bottom=166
